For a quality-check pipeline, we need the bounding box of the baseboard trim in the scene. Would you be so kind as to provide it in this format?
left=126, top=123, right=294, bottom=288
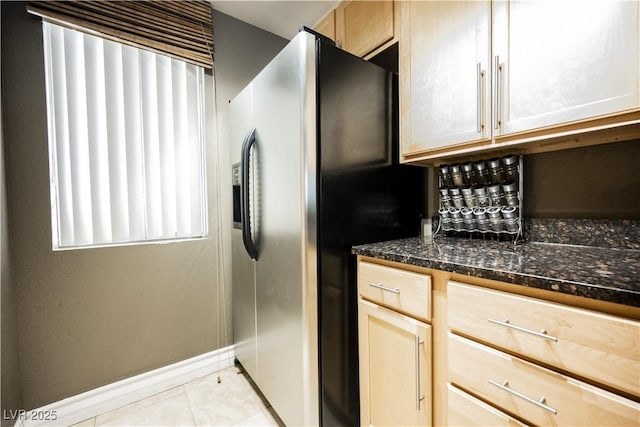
left=19, top=345, right=235, bottom=427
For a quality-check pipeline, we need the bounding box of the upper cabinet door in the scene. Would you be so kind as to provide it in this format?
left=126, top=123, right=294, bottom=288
left=336, top=0, right=395, bottom=58
left=314, top=9, right=336, bottom=41
left=493, top=0, right=640, bottom=136
left=400, top=1, right=491, bottom=159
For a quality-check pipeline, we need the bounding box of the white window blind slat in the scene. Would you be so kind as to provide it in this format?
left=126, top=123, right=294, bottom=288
left=46, top=24, right=75, bottom=246
left=43, top=22, right=207, bottom=249
left=103, top=42, right=130, bottom=242
left=157, top=55, right=178, bottom=238
left=140, top=50, right=163, bottom=240
left=188, top=67, right=205, bottom=235
left=84, top=35, right=113, bottom=244
left=121, top=45, right=146, bottom=242
left=64, top=29, right=93, bottom=246
left=172, top=60, right=191, bottom=237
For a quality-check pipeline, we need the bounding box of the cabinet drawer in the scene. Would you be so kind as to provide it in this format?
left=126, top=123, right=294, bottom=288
left=449, top=333, right=640, bottom=426
left=447, top=383, right=530, bottom=427
left=359, top=262, right=431, bottom=321
left=448, top=281, right=640, bottom=396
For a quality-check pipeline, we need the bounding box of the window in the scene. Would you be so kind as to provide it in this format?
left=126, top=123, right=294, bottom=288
left=42, top=22, right=207, bottom=249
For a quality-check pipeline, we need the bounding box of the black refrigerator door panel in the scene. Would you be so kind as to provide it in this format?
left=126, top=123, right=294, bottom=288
left=317, top=40, right=426, bottom=427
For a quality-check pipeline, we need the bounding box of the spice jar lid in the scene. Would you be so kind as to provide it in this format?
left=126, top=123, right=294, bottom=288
left=502, top=155, right=518, bottom=166
left=488, top=158, right=502, bottom=168
left=473, top=161, right=487, bottom=171
left=502, top=181, right=517, bottom=192
left=487, top=207, right=502, bottom=217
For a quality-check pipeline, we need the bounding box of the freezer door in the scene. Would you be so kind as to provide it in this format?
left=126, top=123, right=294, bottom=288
left=229, top=85, right=258, bottom=382
left=252, top=32, right=319, bottom=427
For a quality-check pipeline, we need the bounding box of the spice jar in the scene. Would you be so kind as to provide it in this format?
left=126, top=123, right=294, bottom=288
left=450, top=187, right=465, bottom=209
left=450, top=164, right=464, bottom=187
left=474, top=186, right=490, bottom=207
left=502, top=181, right=519, bottom=207
left=474, top=161, right=491, bottom=185
left=439, top=165, right=453, bottom=187
left=486, top=206, right=502, bottom=219
left=504, top=216, right=519, bottom=232
left=461, top=185, right=477, bottom=208
left=448, top=207, right=462, bottom=219
left=502, top=155, right=519, bottom=182
left=473, top=207, right=490, bottom=231
left=488, top=158, right=504, bottom=183
left=501, top=206, right=518, bottom=219
left=439, top=187, right=453, bottom=208
left=452, top=217, right=465, bottom=231
left=462, top=163, right=477, bottom=185
left=489, top=217, right=504, bottom=231
left=487, top=183, right=506, bottom=206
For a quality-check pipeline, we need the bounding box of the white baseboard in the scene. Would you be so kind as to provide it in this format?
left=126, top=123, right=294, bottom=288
left=18, top=345, right=235, bottom=427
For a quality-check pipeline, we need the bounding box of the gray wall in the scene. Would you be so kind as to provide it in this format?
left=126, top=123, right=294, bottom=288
left=1, top=2, right=24, bottom=421
left=524, top=139, right=640, bottom=219
left=1, top=2, right=285, bottom=409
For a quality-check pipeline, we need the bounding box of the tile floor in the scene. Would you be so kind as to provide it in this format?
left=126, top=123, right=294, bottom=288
left=69, top=366, right=282, bottom=427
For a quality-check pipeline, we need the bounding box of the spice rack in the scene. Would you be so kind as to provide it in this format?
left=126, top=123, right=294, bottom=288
left=434, top=155, right=524, bottom=244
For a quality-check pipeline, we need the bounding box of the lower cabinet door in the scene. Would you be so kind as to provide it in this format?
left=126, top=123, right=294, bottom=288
left=358, top=298, right=432, bottom=427
left=447, top=383, right=530, bottom=427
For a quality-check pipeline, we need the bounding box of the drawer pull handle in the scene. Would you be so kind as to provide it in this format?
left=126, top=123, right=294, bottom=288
left=488, top=318, right=558, bottom=342
left=368, top=282, right=400, bottom=294
left=489, top=380, right=558, bottom=415
left=415, top=335, right=425, bottom=411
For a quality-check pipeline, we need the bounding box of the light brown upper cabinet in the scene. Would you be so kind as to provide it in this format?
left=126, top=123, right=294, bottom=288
left=400, top=0, right=640, bottom=164
left=335, top=0, right=398, bottom=59
left=314, top=9, right=336, bottom=41
left=400, top=1, right=492, bottom=158
left=493, top=0, right=639, bottom=136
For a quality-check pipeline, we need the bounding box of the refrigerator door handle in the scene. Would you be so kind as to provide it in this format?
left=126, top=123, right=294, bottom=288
left=241, top=128, right=259, bottom=260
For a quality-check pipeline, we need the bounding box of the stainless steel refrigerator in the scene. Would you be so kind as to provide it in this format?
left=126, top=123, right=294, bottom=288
left=230, top=29, right=424, bottom=427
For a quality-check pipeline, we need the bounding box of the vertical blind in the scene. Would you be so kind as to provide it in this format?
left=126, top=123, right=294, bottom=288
left=28, top=0, right=214, bottom=68
left=43, top=22, right=207, bottom=249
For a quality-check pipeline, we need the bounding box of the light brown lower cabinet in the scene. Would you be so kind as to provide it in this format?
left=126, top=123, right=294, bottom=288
left=356, top=257, right=640, bottom=426
left=358, top=298, right=432, bottom=426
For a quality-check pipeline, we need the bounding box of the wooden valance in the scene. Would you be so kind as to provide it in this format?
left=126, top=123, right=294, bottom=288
left=27, top=0, right=214, bottom=68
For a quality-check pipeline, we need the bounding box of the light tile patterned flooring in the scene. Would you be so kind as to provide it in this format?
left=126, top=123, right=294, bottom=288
left=70, top=367, right=281, bottom=427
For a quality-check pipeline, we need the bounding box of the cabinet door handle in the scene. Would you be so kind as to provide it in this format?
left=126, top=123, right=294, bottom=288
left=488, top=318, right=558, bottom=342
left=368, top=282, right=400, bottom=294
left=489, top=380, right=558, bottom=414
left=415, top=335, right=425, bottom=411
left=477, top=62, right=484, bottom=133
left=493, top=56, right=502, bottom=130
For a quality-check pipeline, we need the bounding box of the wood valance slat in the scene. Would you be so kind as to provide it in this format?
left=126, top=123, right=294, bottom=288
left=27, top=0, right=214, bottom=69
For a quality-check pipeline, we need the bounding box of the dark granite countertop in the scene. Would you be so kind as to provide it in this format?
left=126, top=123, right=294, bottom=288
left=352, top=237, right=640, bottom=308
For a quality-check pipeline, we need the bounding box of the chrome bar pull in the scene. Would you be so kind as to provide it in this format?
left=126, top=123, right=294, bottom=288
left=493, top=56, right=501, bottom=130
left=489, top=380, right=558, bottom=414
left=368, top=282, right=400, bottom=294
left=415, top=336, right=425, bottom=411
left=488, top=318, right=558, bottom=342
left=477, top=63, right=484, bottom=133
